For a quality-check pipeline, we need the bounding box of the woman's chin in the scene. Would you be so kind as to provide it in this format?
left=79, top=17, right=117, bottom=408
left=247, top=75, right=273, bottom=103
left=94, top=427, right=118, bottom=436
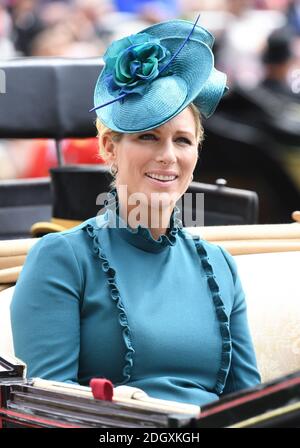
left=139, top=187, right=179, bottom=210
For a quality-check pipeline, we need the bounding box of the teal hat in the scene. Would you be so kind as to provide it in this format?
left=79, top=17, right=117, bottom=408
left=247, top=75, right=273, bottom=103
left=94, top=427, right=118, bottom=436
left=91, top=16, right=228, bottom=133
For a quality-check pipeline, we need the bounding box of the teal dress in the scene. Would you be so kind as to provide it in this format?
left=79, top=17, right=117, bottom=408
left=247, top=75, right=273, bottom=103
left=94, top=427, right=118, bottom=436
left=11, top=203, right=260, bottom=406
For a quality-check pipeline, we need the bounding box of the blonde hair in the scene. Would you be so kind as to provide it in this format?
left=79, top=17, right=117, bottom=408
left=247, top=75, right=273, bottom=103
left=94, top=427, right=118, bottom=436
left=96, top=103, right=204, bottom=163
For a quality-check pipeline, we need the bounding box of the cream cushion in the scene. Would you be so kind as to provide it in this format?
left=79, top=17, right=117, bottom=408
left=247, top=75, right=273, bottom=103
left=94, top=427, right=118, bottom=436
left=235, top=251, right=300, bottom=383
left=0, top=285, right=15, bottom=357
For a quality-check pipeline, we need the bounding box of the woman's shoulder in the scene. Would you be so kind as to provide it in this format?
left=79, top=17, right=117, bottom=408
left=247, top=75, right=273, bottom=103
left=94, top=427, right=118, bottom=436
left=181, top=228, right=224, bottom=255
left=181, top=228, right=238, bottom=278
left=36, top=214, right=107, bottom=246
left=27, top=215, right=108, bottom=261
left=19, top=216, right=108, bottom=287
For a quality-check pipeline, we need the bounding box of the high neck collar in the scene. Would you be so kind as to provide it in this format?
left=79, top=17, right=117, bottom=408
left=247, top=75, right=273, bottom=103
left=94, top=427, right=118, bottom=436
left=103, top=189, right=182, bottom=253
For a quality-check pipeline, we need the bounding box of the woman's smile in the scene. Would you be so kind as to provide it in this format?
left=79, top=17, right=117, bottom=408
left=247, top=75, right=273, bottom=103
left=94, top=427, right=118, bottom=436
left=144, top=170, right=179, bottom=187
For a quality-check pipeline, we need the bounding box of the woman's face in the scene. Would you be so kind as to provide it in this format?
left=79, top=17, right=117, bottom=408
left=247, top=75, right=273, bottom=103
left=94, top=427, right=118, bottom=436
left=103, top=107, right=199, bottom=210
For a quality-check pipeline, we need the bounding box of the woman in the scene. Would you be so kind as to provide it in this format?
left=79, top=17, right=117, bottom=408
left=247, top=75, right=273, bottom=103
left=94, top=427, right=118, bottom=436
left=11, top=17, right=261, bottom=406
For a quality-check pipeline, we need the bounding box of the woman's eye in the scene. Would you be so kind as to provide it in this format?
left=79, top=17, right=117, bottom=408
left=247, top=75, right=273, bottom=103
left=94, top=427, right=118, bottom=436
left=176, top=137, right=192, bottom=145
left=139, top=133, right=156, bottom=140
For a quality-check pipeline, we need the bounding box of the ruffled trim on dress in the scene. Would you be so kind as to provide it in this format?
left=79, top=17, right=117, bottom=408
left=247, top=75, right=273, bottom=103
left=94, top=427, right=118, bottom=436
left=193, top=236, right=232, bottom=395
left=100, top=188, right=183, bottom=252
left=86, top=223, right=135, bottom=385
left=118, top=203, right=182, bottom=250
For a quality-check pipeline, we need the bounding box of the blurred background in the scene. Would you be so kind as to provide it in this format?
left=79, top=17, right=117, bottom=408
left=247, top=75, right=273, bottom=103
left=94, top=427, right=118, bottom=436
left=0, top=0, right=300, bottom=223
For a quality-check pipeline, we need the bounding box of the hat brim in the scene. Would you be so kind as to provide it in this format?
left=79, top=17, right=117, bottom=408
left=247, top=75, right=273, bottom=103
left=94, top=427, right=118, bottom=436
left=94, top=36, right=214, bottom=132
left=141, top=19, right=215, bottom=49
left=193, top=68, right=228, bottom=119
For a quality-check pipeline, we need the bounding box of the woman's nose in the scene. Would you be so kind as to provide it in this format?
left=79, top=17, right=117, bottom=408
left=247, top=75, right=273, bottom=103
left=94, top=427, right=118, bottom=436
left=155, top=140, right=177, bottom=164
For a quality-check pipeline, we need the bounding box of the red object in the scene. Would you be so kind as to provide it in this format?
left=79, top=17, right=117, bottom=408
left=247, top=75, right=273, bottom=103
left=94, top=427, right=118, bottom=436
left=21, top=138, right=105, bottom=179
left=89, top=378, right=114, bottom=401
left=62, top=138, right=104, bottom=165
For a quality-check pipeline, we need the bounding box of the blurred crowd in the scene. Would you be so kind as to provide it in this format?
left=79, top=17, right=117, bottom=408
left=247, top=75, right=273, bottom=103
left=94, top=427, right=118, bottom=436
left=0, top=0, right=300, bottom=181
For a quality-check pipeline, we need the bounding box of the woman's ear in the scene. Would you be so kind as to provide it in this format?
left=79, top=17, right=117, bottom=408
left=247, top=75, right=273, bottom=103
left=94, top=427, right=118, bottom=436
left=101, top=132, right=118, bottom=163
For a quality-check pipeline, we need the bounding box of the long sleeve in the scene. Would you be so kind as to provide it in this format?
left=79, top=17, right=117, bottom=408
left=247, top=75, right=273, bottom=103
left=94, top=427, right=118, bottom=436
left=219, top=247, right=261, bottom=394
left=10, top=233, right=82, bottom=383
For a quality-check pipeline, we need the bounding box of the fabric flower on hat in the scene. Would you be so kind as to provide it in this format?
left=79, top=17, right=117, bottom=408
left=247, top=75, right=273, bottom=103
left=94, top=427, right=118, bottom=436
left=103, top=33, right=172, bottom=97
